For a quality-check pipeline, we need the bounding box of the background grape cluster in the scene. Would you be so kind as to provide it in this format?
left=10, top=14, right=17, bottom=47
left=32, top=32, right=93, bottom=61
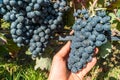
left=67, top=9, right=111, bottom=73
left=0, top=0, right=69, bottom=58
left=106, top=0, right=117, bottom=6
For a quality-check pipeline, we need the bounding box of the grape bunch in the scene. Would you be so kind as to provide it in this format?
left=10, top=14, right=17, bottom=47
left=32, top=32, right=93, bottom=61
left=0, top=0, right=33, bottom=46
left=0, top=0, right=69, bottom=58
left=105, top=0, right=117, bottom=6
left=67, top=9, right=111, bottom=73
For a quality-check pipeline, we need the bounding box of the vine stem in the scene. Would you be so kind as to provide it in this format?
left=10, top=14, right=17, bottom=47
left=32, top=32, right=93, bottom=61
left=72, top=0, right=77, bottom=11
left=80, top=0, right=86, bottom=9
left=89, top=0, right=98, bottom=16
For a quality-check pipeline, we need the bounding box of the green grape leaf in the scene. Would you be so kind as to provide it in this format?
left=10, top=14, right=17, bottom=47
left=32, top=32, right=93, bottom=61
left=99, top=41, right=111, bottom=58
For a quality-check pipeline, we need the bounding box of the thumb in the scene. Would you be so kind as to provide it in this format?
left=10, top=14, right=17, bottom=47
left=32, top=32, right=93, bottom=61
left=56, top=41, right=71, bottom=58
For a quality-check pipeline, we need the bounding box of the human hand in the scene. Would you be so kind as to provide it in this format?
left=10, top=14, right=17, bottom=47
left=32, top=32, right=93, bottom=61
left=48, top=41, right=99, bottom=80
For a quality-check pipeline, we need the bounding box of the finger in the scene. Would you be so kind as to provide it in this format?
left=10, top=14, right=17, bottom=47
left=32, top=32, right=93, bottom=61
left=56, top=41, right=71, bottom=58
left=75, top=48, right=98, bottom=78
left=70, top=30, right=74, bottom=35
left=76, top=57, right=97, bottom=78
left=94, top=48, right=99, bottom=55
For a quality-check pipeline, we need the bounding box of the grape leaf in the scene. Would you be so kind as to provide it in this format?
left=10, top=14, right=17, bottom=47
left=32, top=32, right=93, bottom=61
left=109, top=13, right=116, bottom=23
left=99, top=41, right=111, bottom=58
left=116, top=8, right=120, bottom=17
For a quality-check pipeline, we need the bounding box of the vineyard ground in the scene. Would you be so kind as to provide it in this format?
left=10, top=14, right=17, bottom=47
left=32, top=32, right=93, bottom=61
left=0, top=41, right=120, bottom=80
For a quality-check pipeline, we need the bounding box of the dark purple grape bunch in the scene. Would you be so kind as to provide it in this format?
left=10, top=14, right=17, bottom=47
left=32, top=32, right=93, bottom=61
left=0, top=0, right=35, bottom=47
left=28, top=0, right=69, bottom=58
left=0, top=0, right=69, bottom=58
left=10, top=19, right=35, bottom=47
left=53, top=0, right=69, bottom=12
left=67, top=9, right=111, bottom=73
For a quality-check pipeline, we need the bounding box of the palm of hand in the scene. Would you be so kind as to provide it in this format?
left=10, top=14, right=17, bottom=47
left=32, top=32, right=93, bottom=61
left=48, top=41, right=98, bottom=80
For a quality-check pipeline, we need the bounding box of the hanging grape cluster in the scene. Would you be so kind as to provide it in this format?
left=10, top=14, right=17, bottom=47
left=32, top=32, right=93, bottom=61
left=67, top=9, right=111, bottom=73
left=0, top=0, right=69, bottom=58
left=105, top=0, right=117, bottom=6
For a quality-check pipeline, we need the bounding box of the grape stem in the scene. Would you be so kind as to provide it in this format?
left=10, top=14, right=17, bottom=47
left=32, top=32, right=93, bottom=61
left=91, top=0, right=98, bottom=9
left=72, top=0, right=77, bottom=11
left=73, top=0, right=86, bottom=9
left=80, top=0, right=86, bottom=9
left=72, top=0, right=77, bottom=20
